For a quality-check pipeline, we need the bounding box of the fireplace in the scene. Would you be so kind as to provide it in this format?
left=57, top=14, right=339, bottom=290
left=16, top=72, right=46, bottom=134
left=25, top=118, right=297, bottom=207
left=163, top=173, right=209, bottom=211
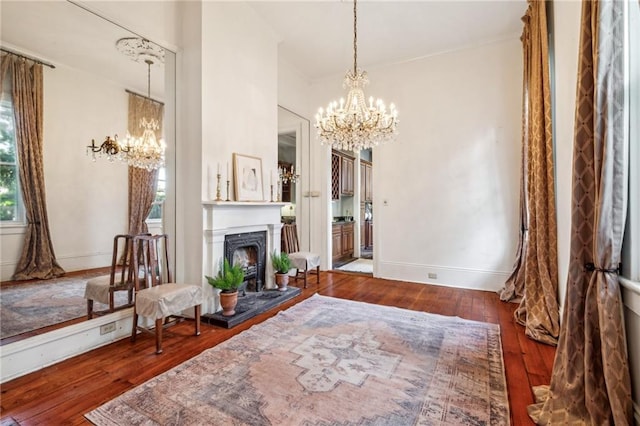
left=202, top=201, right=286, bottom=315
left=224, top=231, right=266, bottom=293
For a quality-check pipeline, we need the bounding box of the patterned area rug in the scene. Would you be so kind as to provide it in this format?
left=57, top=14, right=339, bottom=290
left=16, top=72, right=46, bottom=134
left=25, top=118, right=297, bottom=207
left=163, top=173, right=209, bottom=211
left=336, top=258, right=373, bottom=274
left=0, top=272, right=127, bottom=339
left=86, top=295, right=509, bottom=425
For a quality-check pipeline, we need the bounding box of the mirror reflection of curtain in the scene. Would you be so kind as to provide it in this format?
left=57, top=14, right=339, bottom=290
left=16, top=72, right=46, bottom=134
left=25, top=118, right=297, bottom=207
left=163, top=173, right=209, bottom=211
left=529, top=0, right=633, bottom=424
left=127, top=93, right=163, bottom=237
left=0, top=54, right=64, bottom=280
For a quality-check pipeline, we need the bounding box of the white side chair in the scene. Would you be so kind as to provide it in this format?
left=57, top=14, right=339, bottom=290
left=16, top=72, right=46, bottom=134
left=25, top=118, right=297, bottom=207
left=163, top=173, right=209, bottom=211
left=130, top=234, right=202, bottom=354
left=84, top=234, right=135, bottom=319
left=281, top=223, right=320, bottom=288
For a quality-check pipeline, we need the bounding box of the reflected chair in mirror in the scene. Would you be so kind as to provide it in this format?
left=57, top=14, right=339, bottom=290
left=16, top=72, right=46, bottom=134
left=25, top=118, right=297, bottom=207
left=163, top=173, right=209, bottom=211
left=84, top=234, right=136, bottom=319
left=281, top=223, right=320, bottom=288
left=131, top=234, right=202, bottom=354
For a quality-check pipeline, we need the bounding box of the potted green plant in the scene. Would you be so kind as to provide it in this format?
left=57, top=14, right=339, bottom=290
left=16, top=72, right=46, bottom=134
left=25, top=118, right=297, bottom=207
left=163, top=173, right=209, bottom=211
left=271, top=250, right=292, bottom=291
left=205, top=258, right=245, bottom=316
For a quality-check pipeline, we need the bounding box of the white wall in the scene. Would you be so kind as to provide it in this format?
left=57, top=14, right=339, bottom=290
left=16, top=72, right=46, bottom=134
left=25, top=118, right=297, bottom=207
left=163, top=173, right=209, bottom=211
left=1, top=64, right=129, bottom=280
left=200, top=2, right=278, bottom=204
left=308, top=38, right=523, bottom=291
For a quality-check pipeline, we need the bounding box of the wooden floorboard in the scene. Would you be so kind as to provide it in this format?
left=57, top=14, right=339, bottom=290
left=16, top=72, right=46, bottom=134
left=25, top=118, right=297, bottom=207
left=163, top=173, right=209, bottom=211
left=0, top=272, right=555, bottom=425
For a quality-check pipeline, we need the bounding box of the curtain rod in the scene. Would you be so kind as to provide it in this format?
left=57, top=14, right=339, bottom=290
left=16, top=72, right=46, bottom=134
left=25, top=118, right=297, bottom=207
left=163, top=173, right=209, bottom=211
left=0, top=47, right=55, bottom=69
left=125, top=89, right=164, bottom=106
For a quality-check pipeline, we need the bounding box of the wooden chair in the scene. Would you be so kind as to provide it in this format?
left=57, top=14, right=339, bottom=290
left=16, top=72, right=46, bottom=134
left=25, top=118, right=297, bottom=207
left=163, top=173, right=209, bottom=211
left=130, top=234, right=202, bottom=354
left=281, top=223, right=320, bottom=288
left=84, top=234, right=136, bottom=319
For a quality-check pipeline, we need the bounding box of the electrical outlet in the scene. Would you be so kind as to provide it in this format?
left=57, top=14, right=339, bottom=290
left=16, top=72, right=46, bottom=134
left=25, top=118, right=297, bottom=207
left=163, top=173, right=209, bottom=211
left=428, top=272, right=438, bottom=279
left=100, top=322, right=116, bottom=335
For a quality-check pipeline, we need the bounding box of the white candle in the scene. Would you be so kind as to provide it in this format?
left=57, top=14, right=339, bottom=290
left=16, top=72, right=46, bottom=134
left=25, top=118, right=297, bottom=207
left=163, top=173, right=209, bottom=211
left=217, top=162, right=220, bottom=175
left=227, top=162, right=229, bottom=180
left=270, top=170, right=273, bottom=186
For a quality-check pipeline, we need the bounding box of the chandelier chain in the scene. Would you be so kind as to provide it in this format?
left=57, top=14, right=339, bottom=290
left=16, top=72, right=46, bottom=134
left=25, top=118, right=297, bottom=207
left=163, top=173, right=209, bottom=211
left=353, top=0, right=358, bottom=74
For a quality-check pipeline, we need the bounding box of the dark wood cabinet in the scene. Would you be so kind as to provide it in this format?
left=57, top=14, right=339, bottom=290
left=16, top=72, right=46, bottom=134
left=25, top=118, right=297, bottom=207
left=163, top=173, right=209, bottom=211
left=342, top=222, right=354, bottom=254
left=332, top=222, right=354, bottom=263
left=360, top=160, right=372, bottom=202
left=340, top=155, right=354, bottom=196
left=331, top=152, right=340, bottom=200
left=332, top=150, right=354, bottom=198
left=332, top=225, right=342, bottom=258
left=365, top=221, right=373, bottom=249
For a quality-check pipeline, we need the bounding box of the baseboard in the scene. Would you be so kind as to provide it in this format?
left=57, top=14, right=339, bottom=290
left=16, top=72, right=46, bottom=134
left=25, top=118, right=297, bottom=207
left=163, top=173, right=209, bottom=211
left=0, top=308, right=133, bottom=383
left=1, top=251, right=111, bottom=282
left=376, top=260, right=510, bottom=292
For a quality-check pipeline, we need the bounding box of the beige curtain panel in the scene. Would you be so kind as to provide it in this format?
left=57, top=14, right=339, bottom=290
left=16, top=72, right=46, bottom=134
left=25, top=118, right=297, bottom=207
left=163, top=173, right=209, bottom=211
left=500, top=0, right=560, bottom=346
left=126, top=93, right=163, bottom=237
left=529, top=0, right=633, bottom=424
left=0, top=54, right=64, bottom=280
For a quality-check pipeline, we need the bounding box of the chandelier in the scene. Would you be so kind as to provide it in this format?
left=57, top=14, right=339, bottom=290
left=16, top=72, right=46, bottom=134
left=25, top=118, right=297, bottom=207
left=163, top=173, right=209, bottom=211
left=279, top=164, right=300, bottom=184
left=117, top=37, right=166, bottom=171
left=86, top=135, right=130, bottom=162
left=126, top=115, right=166, bottom=171
left=314, top=0, right=398, bottom=152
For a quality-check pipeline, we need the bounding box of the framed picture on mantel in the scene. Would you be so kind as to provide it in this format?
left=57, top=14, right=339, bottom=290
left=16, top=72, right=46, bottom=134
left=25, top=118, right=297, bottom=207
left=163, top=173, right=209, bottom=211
left=233, top=153, right=264, bottom=201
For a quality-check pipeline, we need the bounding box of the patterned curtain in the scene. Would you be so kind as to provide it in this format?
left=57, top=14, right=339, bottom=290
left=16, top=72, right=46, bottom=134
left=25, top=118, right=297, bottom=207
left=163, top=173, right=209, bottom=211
left=126, top=93, right=163, bottom=237
left=0, top=54, right=64, bottom=280
left=500, top=0, right=560, bottom=346
left=528, top=0, right=633, bottom=424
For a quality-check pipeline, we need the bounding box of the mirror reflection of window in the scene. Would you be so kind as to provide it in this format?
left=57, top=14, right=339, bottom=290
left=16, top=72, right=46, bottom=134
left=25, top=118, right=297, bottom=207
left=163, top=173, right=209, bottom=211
left=0, top=84, right=23, bottom=223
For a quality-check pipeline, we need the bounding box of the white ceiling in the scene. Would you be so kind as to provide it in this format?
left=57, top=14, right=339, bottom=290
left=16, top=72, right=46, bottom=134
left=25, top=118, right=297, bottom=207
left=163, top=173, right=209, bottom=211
left=248, top=1, right=528, bottom=81
left=0, top=1, right=166, bottom=100
left=1, top=1, right=527, bottom=92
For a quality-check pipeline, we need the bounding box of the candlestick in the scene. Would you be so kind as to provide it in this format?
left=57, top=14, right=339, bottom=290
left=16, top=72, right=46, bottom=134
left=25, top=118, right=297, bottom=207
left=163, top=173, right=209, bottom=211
left=215, top=173, right=222, bottom=201
left=226, top=180, right=231, bottom=201
left=270, top=184, right=274, bottom=202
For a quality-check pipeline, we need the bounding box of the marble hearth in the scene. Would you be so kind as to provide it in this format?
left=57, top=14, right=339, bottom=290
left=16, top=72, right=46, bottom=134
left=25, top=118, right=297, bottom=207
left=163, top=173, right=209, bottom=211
left=202, top=201, right=286, bottom=315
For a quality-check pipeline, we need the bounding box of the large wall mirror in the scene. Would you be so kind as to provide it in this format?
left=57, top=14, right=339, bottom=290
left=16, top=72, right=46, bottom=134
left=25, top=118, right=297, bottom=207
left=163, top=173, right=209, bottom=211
left=277, top=106, right=311, bottom=252
left=0, top=1, right=176, bottom=342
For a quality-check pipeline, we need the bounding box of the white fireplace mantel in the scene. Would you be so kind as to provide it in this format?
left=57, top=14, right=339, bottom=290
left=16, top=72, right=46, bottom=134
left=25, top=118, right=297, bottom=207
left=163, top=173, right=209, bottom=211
left=202, top=201, right=287, bottom=314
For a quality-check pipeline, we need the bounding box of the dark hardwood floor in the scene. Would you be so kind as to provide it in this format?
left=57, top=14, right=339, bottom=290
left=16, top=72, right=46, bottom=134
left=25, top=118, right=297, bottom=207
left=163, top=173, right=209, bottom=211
left=0, top=272, right=555, bottom=425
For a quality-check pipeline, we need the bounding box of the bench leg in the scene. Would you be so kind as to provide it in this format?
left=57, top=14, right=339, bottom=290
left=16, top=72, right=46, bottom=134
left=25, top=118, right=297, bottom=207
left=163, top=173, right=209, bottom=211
left=87, top=300, right=94, bottom=320
left=316, top=266, right=320, bottom=284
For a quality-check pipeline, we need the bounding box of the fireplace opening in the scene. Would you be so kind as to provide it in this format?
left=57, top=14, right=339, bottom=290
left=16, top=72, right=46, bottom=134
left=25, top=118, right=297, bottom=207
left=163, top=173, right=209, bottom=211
left=224, top=231, right=266, bottom=293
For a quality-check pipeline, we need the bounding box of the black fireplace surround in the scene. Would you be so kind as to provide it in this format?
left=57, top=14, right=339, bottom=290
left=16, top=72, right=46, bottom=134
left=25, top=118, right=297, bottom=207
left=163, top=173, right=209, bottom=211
left=224, top=231, right=267, bottom=293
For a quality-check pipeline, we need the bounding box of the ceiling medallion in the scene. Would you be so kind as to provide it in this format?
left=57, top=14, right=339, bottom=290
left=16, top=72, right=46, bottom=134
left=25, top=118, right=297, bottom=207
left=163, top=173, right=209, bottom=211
left=115, top=37, right=165, bottom=65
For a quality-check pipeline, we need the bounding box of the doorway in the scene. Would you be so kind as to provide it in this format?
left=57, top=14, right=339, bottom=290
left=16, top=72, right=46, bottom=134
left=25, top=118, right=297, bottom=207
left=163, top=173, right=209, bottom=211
left=331, top=148, right=373, bottom=275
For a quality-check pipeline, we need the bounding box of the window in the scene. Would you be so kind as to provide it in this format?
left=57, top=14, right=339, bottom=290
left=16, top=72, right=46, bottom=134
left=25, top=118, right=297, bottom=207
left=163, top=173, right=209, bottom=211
left=147, top=167, right=165, bottom=221
left=0, top=97, right=23, bottom=223
left=622, top=0, right=639, bottom=282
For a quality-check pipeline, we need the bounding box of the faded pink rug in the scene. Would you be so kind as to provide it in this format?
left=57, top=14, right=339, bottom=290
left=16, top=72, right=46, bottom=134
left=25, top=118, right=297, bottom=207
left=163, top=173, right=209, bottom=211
left=86, top=294, right=509, bottom=425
